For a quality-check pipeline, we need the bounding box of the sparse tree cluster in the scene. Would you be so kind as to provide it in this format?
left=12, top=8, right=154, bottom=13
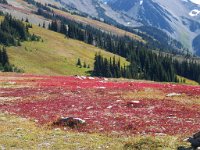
left=0, top=14, right=40, bottom=46
left=48, top=20, right=67, bottom=34
left=0, top=14, right=29, bottom=46
left=93, top=54, right=123, bottom=78
left=76, top=58, right=90, bottom=68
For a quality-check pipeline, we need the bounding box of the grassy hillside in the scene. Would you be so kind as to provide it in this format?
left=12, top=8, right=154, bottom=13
left=0, top=16, right=3, bottom=21
left=6, top=25, right=128, bottom=76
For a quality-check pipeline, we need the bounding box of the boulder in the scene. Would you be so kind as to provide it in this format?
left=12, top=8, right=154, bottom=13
left=126, top=101, right=141, bottom=108
left=187, top=131, right=200, bottom=149
left=52, top=117, right=86, bottom=128
left=166, top=93, right=181, bottom=97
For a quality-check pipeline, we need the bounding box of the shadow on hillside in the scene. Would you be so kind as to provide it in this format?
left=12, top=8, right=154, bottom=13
left=177, top=146, right=194, bottom=150
left=85, top=70, right=93, bottom=76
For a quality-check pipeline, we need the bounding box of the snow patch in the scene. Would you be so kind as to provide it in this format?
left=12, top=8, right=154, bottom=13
left=189, top=9, right=200, bottom=16
left=189, top=0, right=200, bottom=5
left=140, top=0, right=143, bottom=5
left=131, top=100, right=140, bottom=104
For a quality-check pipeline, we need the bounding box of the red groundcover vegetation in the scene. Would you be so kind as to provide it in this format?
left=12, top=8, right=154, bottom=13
left=0, top=74, right=200, bottom=135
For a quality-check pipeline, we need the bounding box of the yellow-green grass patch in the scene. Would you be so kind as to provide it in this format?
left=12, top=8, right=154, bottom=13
left=177, top=75, right=199, bottom=85
left=0, top=113, right=188, bottom=150
left=6, top=25, right=128, bottom=76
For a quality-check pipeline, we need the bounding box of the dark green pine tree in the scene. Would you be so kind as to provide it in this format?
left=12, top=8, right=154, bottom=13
left=1, top=47, right=9, bottom=66
left=103, top=58, right=112, bottom=77
left=25, top=18, right=29, bottom=23
left=60, top=23, right=67, bottom=35
left=76, top=58, right=82, bottom=68
left=83, top=62, right=87, bottom=68
left=43, top=22, right=45, bottom=28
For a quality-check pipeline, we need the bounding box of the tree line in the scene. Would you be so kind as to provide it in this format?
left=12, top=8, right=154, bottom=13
left=20, top=1, right=200, bottom=83
left=93, top=54, right=123, bottom=78
left=93, top=52, right=200, bottom=83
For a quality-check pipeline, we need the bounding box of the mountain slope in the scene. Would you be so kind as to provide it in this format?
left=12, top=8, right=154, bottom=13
left=108, top=0, right=200, bottom=54
left=47, top=0, right=200, bottom=55
left=1, top=0, right=186, bottom=54
left=6, top=24, right=128, bottom=76
left=2, top=0, right=144, bottom=43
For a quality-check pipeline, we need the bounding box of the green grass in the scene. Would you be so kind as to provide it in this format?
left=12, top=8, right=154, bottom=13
left=0, top=113, right=189, bottom=150
left=177, top=75, right=199, bottom=85
left=6, top=25, right=128, bottom=76
left=0, top=16, right=4, bottom=21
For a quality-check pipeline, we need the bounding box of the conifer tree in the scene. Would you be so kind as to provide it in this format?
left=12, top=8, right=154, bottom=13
left=76, top=58, right=82, bottom=68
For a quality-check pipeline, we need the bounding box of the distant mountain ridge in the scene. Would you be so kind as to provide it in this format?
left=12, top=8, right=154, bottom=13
left=50, top=0, right=200, bottom=55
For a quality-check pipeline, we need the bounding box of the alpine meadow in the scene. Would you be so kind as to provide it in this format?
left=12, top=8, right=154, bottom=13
left=0, top=0, right=200, bottom=149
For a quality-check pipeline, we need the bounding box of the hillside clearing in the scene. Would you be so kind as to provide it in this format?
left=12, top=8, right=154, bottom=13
left=6, top=25, right=128, bottom=76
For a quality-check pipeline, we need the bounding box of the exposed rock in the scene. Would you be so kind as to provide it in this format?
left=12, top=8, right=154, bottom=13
left=107, top=106, right=113, bottom=109
left=126, top=101, right=141, bottom=108
left=166, top=93, right=181, bottom=97
left=52, top=117, right=86, bottom=128
left=182, top=131, right=200, bottom=150
left=86, top=106, right=93, bottom=110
